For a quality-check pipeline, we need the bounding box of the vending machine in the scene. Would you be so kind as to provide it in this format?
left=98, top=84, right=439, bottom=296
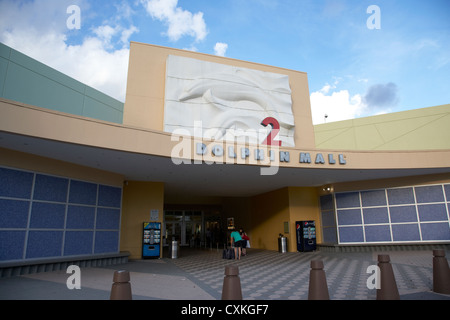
left=142, top=222, right=161, bottom=258
left=296, top=221, right=316, bottom=252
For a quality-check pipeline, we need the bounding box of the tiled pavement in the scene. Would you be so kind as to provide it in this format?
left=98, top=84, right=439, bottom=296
left=169, top=248, right=450, bottom=300
left=1, top=247, right=449, bottom=300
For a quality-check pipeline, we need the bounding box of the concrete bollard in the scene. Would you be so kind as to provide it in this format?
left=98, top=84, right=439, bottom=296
left=308, top=260, right=330, bottom=300
left=221, top=265, right=243, bottom=300
left=110, top=270, right=132, bottom=300
left=433, top=250, right=450, bottom=294
left=376, top=255, right=400, bottom=300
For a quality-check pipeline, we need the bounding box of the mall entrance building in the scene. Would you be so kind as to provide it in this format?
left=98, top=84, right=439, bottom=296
left=1, top=41, right=450, bottom=270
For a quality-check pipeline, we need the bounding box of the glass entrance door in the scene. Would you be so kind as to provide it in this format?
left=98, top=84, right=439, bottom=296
left=164, top=210, right=202, bottom=246
left=185, top=211, right=203, bottom=247
left=164, top=211, right=183, bottom=245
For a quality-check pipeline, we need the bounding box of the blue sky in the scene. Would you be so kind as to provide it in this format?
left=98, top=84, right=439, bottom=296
left=1, top=0, right=449, bottom=124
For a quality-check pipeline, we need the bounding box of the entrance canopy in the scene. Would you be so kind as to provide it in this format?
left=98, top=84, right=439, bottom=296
left=1, top=99, right=450, bottom=198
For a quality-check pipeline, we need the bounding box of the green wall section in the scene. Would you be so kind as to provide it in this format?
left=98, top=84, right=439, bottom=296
left=0, top=42, right=123, bottom=124
left=314, top=104, right=450, bottom=151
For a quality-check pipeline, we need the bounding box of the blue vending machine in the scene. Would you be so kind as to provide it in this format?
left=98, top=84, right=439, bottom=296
left=142, top=222, right=161, bottom=259
left=296, top=221, right=316, bottom=252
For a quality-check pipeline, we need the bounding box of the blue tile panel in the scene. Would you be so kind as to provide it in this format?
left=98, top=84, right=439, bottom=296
left=321, top=184, right=450, bottom=244
left=320, top=194, right=338, bottom=244
left=0, top=166, right=122, bottom=262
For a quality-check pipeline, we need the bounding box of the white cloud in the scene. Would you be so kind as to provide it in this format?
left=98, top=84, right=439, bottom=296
left=140, top=0, right=208, bottom=42
left=182, top=45, right=198, bottom=52
left=310, top=85, right=365, bottom=124
left=214, top=42, right=228, bottom=57
left=0, top=0, right=213, bottom=103
left=2, top=27, right=130, bottom=102
left=0, top=0, right=71, bottom=35
left=0, top=0, right=137, bottom=102
left=93, top=25, right=119, bottom=48
left=120, top=25, right=139, bottom=45
left=310, top=80, right=402, bottom=124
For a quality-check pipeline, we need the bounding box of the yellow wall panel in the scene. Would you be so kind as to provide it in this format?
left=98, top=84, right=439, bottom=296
left=314, top=104, right=450, bottom=151
left=121, top=181, right=164, bottom=259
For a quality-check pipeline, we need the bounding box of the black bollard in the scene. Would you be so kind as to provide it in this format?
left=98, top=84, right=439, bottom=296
left=221, top=265, right=243, bottom=300
left=433, top=250, right=450, bottom=294
left=110, top=270, right=132, bottom=300
left=376, top=255, right=400, bottom=300
left=308, top=260, right=330, bottom=300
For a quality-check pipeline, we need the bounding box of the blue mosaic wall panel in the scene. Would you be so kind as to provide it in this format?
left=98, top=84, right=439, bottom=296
left=320, top=194, right=337, bottom=244
left=66, top=205, right=96, bottom=229
left=94, top=231, right=119, bottom=254
left=335, top=192, right=360, bottom=208
left=392, top=224, right=420, bottom=242
left=96, top=208, right=121, bottom=230
left=0, top=166, right=122, bottom=262
left=445, top=185, right=450, bottom=200
left=387, top=187, right=415, bottom=205
left=389, top=205, right=417, bottom=223
left=338, top=226, right=364, bottom=243
left=364, top=225, right=392, bottom=242
left=321, top=210, right=336, bottom=227
left=33, top=174, right=68, bottom=202
left=0, top=199, right=29, bottom=228
left=361, top=190, right=387, bottom=207
left=26, top=231, right=64, bottom=259
left=320, top=194, right=334, bottom=211
left=322, top=228, right=338, bottom=243
left=0, top=167, right=33, bottom=199
left=420, top=223, right=450, bottom=241
left=363, top=207, right=389, bottom=224
left=321, top=184, right=450, bottom=245
left=0, top=231, right=26, bottom=260
left=415, top=185, right=445, bottom=203
left=98, top=185, right=121, bottom=208
left=417, top=204, right=447, bottom=221
left=64, top=231, right=94, bottom=256
left=69, top=180, right=97, bottom=205
left=337, top=208, right=362, bottom=226
left=30, top=202, right=66, bottom=229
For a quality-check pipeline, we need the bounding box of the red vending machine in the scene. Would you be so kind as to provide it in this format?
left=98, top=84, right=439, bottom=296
left=142, top=222, right=161, bottom=258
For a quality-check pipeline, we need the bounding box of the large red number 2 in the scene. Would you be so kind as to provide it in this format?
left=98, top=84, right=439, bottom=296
left=261, top=117, right=281, bottom=146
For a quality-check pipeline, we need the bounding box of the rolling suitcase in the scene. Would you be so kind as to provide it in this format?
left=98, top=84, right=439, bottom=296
left=222, top=246, right=235, bottom=259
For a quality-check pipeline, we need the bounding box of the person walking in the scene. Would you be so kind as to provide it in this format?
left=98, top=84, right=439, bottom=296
left=239, top=229, right=250, bottom=256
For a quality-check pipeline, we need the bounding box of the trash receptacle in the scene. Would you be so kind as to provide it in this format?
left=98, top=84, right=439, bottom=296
left=278, top=236, right=287, bottom=253
left=170, top=240, right=179, bottom=259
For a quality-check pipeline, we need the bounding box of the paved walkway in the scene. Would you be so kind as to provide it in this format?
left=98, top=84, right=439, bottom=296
left=1, top=248, right=449, bottom=300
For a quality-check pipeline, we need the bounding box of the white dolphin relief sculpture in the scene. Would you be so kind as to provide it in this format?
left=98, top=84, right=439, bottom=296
left=164, top=55, right=295, bottom=147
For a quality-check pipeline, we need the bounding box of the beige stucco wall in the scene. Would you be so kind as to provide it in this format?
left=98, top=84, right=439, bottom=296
left=123, top=42, right=316, bottom=149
